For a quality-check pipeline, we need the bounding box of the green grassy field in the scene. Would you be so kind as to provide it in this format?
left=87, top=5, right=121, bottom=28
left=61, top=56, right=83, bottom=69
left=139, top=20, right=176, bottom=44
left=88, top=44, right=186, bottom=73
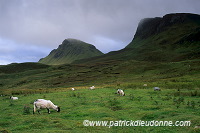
left=0, top=59, right=199, bottom=132
left=0, top=87, right=200, bottom=133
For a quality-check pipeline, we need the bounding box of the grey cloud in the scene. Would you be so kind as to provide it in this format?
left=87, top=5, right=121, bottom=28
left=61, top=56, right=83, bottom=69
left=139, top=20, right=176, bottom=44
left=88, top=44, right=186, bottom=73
left=0, top=38, right=51, bottom=64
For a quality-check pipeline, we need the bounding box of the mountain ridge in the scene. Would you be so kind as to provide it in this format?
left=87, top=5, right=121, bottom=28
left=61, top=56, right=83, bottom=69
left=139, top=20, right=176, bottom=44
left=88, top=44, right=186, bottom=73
left=74, top=13, right=200, bottom=64
left=124, top=13, right=200, bottom=62
left=38, top=38, right=104, bottom=65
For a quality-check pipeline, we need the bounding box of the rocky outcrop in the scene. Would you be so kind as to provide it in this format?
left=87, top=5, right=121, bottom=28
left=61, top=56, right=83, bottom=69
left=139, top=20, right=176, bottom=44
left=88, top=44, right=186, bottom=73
left=134, top=13, right=200, bottom=39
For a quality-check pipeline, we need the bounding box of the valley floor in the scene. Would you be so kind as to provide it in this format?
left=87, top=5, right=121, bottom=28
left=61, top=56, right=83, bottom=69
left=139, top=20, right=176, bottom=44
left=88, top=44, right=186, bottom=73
left=0, top=87, right=199, bottom=133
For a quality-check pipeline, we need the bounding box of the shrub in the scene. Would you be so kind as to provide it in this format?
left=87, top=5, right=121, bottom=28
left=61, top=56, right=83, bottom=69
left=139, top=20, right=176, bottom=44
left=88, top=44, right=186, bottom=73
left=129, top=94, right=134, bottom=101
left=23, top=105, right=31, bottom=115
left=108, top=98, right=122, bottom=111
left=9, top=100, right=14, bottom=106
left=0, top=129, right=10, bottom=133
left=191, top=90, right=198, bottom=97
left=137, top=96, right=142, bottom=102
left=191, top=101, right=195, bottom=108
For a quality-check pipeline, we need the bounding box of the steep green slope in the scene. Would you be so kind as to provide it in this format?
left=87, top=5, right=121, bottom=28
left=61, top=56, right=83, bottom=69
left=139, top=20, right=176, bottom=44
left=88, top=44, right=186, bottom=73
left=39, top=38, right=103, bottom=65
left=126, top=13, right=200, bottom=62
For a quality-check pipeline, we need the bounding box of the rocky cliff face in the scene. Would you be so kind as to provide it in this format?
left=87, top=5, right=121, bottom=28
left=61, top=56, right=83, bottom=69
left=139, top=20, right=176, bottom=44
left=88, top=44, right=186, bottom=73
left=39, top=38, right=103, bottom=65
left=134, top=13, right=200, bottom=39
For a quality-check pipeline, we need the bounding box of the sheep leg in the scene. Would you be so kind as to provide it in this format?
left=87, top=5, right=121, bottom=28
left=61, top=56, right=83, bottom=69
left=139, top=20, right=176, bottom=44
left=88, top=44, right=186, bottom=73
left=47, top=108, right=50, bottom=114
left=37, top=109, right=41, bottom=114
left=33, top=110, right=35, bottom=114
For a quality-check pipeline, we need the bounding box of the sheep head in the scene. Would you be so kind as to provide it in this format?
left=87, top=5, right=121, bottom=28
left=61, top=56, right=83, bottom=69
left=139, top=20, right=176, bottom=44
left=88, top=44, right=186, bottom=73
left=57, top=106, right=60, bottom=112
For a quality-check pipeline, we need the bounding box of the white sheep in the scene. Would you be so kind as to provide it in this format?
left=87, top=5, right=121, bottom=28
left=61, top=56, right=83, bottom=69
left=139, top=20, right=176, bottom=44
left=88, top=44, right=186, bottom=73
left=89, top=86, right=95, bottom=90
left=10, top=96, right=18, bottom=100
left=117, top=89, right=125, bottom=96
left=71, top=88, right=75, bottom=91
left=143, top=84, right=148, bottom=87
left=154, top=87, right=161, bottom=91
left=33, top=99, right=60, bottom=114
left=194, top=125, right=200, bottom=129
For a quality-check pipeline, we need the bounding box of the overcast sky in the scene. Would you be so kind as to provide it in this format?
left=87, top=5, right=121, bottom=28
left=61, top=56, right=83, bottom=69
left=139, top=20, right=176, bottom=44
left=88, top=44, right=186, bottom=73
left=0, top=0, right=200, bottom=65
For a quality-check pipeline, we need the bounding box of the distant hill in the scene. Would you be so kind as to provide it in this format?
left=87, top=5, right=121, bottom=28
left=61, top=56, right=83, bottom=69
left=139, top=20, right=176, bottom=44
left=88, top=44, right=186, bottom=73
left=39, top=38, right=104, bottom=65
left=0, top=62, right=49, bottom=74
left=74, top=13, right=200, bottom=64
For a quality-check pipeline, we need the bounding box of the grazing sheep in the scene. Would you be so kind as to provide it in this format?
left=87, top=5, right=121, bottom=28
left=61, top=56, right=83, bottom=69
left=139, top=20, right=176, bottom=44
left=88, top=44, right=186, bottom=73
left=143, top=84, right=148, bottom=87
left=154, top=87, right=161, bottom=91
left=10, top=96, right=18, bottom=100
left=89, top=86, right=95, bottom=90
left=194, top=125, right=200, bottom=129
left=33, top=99, right=60, bottom=114
left=71, top=88, right=75, bottom=91
left=117, top=89, right=125, bottom=96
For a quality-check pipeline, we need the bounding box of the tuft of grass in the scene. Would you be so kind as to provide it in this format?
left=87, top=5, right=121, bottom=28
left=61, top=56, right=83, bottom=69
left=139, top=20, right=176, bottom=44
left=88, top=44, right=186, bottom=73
left=23, top=105, right=31, bottom=115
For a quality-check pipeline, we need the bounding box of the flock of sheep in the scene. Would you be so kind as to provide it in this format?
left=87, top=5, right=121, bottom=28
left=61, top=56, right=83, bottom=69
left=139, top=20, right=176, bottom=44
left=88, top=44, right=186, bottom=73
left=9, top=85, right=160, bottom=114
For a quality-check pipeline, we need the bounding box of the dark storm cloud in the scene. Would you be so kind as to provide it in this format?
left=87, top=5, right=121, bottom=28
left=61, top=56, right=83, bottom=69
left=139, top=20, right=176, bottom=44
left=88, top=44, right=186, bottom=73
left=0, top=0, right=200, bottom=64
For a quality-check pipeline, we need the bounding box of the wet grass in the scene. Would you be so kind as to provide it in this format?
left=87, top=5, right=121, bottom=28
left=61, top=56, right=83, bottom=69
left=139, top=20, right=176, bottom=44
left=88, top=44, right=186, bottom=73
left=0, top=59, right=199, bottom=132
left=0, top=87, right=200, bottom=133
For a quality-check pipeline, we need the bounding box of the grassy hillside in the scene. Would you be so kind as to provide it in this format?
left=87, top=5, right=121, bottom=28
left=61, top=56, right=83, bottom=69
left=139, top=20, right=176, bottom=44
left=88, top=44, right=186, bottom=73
left=125, top=24, right=200, bottom=62
left=0, top=62, right=49, bottom=74
left=0, top=59, right=199, bottom=95
left=39, top=39, right=103, bottom=65
left=125, top=13, right=200, bottom=62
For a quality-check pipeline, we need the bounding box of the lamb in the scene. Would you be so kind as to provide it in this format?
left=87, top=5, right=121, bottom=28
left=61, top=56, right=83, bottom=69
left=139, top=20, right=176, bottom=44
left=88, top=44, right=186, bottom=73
left=154, top=87, right=161, bottom=91
left=10, top=96, right=18, bottom=100
left=33, top=99, right=60, bottom=114
left=117, top=89, right=125, bottom=96
left=71, top=88, right=75, bottom=91
left=89, top=86, right=95, bottom=90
